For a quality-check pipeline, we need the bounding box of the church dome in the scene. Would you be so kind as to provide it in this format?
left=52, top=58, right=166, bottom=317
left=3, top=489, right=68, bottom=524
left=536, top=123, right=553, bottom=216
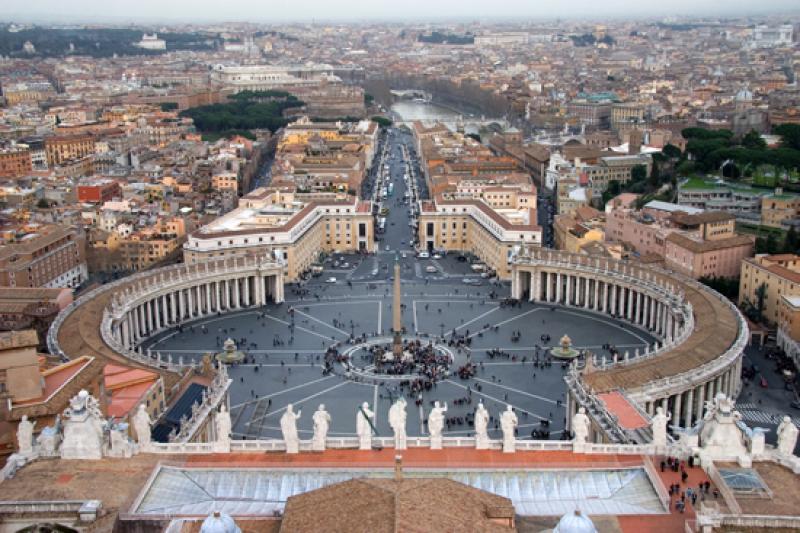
left=200, top=511, right=241, bottom=533
left=736, top=87, right=753, bottom=102
left=553, top=509, right=597, bottom=533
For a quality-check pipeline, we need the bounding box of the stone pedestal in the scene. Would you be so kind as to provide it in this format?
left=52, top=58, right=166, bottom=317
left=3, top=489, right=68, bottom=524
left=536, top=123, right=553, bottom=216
left=61, top=411, right=103, bottom=460
left=430, top=435, right=442, bottom=450
left=359, top=434, right=371, bottom=451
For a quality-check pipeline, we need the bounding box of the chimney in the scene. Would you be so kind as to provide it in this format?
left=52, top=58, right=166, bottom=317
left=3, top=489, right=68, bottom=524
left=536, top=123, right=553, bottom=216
left=394, top=455, right=403, bottom=481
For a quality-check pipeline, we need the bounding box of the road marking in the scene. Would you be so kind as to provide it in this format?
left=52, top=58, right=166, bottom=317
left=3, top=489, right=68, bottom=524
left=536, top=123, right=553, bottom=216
left=467, top=308, right=542, bottom=338
left=444, top=379, right=550, bottom=421
left=449, top=306, right=500, bottom=336
left=471, top=377, right=562, bottom=406
left=231, top=375, right=336, bottom=410
left=247, top=381, right=350, bottom=425
left=292, top=308, right=349, bottom=336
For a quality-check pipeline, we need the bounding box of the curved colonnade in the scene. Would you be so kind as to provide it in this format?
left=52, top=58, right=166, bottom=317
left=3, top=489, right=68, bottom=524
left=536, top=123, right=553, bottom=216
left=511, top=248, right=748, bottom=443
left=48, top=256, right=285, bottom=374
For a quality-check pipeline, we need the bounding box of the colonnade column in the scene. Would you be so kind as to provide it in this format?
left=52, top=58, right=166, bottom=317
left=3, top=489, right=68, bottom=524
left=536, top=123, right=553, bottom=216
left=674, top=392, right=683, bottom=427
left=685, top=388, right=694, bottom=428
left=556, top=273, right=562, bottom=303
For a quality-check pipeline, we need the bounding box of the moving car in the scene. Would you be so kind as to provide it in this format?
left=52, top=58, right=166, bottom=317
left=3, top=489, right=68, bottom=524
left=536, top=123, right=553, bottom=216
left=425, top=266, right=438, bottom=273
left=326, top=277, right=337, bottom=283
left=417, top=251, right=430, bottom=259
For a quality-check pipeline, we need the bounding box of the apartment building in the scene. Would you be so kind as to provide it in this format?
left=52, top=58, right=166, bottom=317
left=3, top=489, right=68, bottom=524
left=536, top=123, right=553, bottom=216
left=77, top=178, right=122, bottom=204
left=761, top=189, right=800, bottom=228
left=739, top=254, right=800, bottom=326
left=183, top=188, right=374, bottom=281
left=417, top=196, right=541, bottom=280
left=0, top=146, right=33, bottom=179
left=0, top=226, right=87, bottom=288
left=44, top=134, right=94, bottom=167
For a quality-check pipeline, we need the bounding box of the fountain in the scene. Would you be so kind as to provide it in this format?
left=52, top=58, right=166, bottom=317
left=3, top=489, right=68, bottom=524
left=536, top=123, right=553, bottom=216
left=551, top=334, right=580, bottom=360
left=215, top=338, right=246, bottom=364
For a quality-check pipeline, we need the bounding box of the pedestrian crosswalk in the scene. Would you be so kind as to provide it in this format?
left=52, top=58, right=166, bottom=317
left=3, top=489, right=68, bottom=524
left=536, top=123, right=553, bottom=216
left=735, top=406, right=800, bottom=427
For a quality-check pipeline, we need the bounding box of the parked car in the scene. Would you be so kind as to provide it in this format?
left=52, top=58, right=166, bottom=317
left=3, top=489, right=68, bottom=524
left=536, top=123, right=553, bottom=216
left=426, top=266, right=438, bottom=273
left=326, top=277, right=337, bottom=283
left=418, top=251, right=430, bottom=259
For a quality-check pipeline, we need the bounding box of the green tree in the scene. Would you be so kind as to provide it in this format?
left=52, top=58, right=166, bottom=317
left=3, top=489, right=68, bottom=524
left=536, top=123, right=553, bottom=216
left=742, top=129, right=767, bottom=150
left=774, top=124, right=800, bottom=151
left=631, top=164, right=647, bottom=182
left=785, top=225, right=800, bottom=254
left=662, top=143, right=682, bottom=159
left=755, top=283, right=767, bottom=322
left=370, top=116, right=392, bottom=128
left=602, top=180, right=622, bottom=206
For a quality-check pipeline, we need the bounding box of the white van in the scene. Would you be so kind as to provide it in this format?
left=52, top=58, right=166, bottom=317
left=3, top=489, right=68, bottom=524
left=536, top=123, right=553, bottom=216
left=417, top=251, right=430, bottom=259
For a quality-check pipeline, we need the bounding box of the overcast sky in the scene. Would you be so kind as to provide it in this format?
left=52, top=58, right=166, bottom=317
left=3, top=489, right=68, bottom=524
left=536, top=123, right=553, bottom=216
left=1, top=0, right=798, bottom=23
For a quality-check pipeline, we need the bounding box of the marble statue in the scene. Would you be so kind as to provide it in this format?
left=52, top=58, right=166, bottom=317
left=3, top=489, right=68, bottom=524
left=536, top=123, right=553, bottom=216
left=697, top=393, right=748, bottom=467
left=572, top=407, right=590, bottom=451
left=61, top=390, right=105, bottom=460
left=388, top=397, right=407, bottom=450
left=356, top=402, right=375, bottom=450
left=428, top=401, right=448, bottom=450
left=37, top=416, right=61, bottom=456
left=16, top=415, right=35, bottom=456
left=740, top=423, right=769, bottom=456
left=133, top=405, right=152, bottom=450
left=777, top=416, right=799, bottom=456
left=500, top=405, right=518, bottom=453
left=108, top=422, right=135, bottom=458
left=312, top=404, right=331, bottom=452
left=474, top=401, right=490, bottom=450
left=651, top=406, right=671, bottom=449
left=215, top=404, right=232, bottom=453
left=280, top=404, right=302, bottom=454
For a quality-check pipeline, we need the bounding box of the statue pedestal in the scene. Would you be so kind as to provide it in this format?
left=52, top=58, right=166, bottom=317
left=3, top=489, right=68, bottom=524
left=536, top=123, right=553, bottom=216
left=61, top=411, right=102, bottom=460
left=285, top=440, right=299, bottom=454
left=475, top=436, right=490, bottom=450
left=358, top=435, right=371, bottom=451
left=394, top=436, right=406, bottom=451
left=311, top=438, right=325, bottom=452
left=502, top=438, right=515, bottom=453
left=430, top=435, right=442, bottom=450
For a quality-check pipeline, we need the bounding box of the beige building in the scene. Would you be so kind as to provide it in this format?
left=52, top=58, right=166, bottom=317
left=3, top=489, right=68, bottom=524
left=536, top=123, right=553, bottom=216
left=184, top=188, right=374, bottom=281
left=0, top=226, right=87, bottom=288
left=417, top=196, right=541, bottom=279
left=554, top=207, right=606, bottom=253
left=739, top=254, right=800, bottom=326
left=760, top=189, right=800, bottom=228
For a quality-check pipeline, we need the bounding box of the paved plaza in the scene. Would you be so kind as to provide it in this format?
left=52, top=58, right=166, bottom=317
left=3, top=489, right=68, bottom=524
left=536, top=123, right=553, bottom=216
left=141, top=126, right=656, bottom=442
left=144, top=270, right=655, bottom=441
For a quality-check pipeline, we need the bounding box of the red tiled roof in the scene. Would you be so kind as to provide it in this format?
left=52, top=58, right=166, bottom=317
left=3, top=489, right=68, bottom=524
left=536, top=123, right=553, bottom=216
left=597, top=391, right=649, bottom=430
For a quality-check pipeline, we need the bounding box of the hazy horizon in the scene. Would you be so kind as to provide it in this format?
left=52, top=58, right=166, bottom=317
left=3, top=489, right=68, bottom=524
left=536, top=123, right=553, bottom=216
left=1, top=0, right=799, bottom=25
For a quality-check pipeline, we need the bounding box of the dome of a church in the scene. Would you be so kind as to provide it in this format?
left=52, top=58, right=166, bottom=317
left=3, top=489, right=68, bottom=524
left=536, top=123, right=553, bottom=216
left=200, top=511, right=241, bottom=533
left=736, top=87, right=753, bottom=102
left=553, top=509, right=597, bottom=533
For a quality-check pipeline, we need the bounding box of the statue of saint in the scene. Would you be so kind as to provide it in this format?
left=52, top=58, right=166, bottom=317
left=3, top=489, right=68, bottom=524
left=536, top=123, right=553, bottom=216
left=388, top=398, right=407, bottom=450
left=474, top=402, right=490, bottom=449
left=777, top=416, right=799, bottom=456
left=651, top=406, right=671, bottom=448
left=356, top=402, right=375, bottom=450
left=428, top=401, right=447, bottom=449
left=500, top=405, right=518, bottom=453
left=133, top=405, right=152, bottom=449
left=17, top=415, right=35, bottom=456
left=312, top=404, right=331, bottom=451
left=572, top=407, right=590, bottom=445
left=280, top=404, right=302, bottom=454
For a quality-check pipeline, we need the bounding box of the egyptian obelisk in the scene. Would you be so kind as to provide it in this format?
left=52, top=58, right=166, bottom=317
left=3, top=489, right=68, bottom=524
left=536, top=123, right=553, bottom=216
left=392, top=258, right=403, bottom=357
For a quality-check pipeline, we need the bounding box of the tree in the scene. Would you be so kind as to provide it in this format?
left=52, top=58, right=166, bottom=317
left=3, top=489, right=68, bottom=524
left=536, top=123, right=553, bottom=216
left=631, top=164, right=647, bottom=182
left=742, top=129, right=767, bottom=150
left=755, top=283, right=767, bottom=322
left=602, top=180, right=622, bottom=206
left=662, top=143, right=682, bottom=159
left=36, top=198, right=49, bottom=209
left=370, top=116, right=392, bottom=128
left=785, top=226, right=800, bottom=254
left=774, top=124, right=800, bottom=151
